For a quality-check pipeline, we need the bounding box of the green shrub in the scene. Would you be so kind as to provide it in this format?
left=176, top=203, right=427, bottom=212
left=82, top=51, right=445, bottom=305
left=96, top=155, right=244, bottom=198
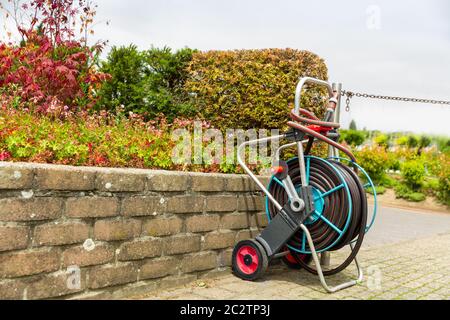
left=437, top=177, right=450, bottom=205
left=367, top=185, right=386, bottom=195
left=0, top=109, right=274, bottom=175
left=396, top=135, right=409, bottom=146
left=97, top=45, right=196, bottom=120
left=401, top=160, right=425, bottom=190
left=374, top=133, right=389, bottom=149
left=407, top=192, right=427, bottom=202
left=423, top=177, right=440, bottom=196
left=0, top=109, right=175, bottom=169
left=424, top=178, right=440, bottom=190
left=387, top=152, right=401, bottom=171
left=435, top=137, right=450, bottom=153
left=407, top=135, right=419, bottom=149
left=394, top=183, right=409, bottom=198
left=96, top=45, right=148, bottom=114
left=144, top=46, right=197, bottom=119
left=184, top=48, right=328, bottom=130
left=436, top=154, right=450, bottom=205
left=422, top=151, right=440, bottom=176
left=340, top=130, right=366, bottom=146
left=418, top=135, right=431, bottom=149
left=379, top=174, right=399, bottom=188
left=394, top=184, right=426, bottom=202
left=356, top=146, right=389, bottom=183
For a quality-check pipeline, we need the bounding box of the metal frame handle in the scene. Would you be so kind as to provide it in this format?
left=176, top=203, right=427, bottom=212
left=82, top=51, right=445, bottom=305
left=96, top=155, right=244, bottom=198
left=300, top=224, right=363, bottom=293
left=294, top=77, right=334, bottom=116
left=237, top=134, right=286, bottom=212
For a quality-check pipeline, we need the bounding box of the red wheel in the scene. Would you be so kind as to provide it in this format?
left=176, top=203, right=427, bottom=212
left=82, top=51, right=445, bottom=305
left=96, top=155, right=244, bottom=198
left=232, top=239, right=268, bottom=281
left=282, top=248, right=312, bottom=269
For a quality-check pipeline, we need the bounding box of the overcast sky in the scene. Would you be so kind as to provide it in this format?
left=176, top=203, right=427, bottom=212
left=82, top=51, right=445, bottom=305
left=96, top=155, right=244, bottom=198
left=3, top=0, right=450, bottom=135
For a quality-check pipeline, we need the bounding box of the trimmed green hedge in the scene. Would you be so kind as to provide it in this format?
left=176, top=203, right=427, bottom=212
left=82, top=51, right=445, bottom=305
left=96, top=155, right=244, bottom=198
left=184, top=48, right=328, bottom=130
left=97, top=46, right=196, bottom=120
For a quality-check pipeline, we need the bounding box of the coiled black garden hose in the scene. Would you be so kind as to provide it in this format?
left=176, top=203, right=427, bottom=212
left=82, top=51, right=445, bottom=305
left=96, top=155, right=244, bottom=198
left=267, top=157, right=368, bottom=276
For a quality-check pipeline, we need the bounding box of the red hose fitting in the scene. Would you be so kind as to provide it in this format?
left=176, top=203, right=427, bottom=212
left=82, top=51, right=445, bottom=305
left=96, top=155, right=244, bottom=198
left=307, top=124, right=333, bottom=134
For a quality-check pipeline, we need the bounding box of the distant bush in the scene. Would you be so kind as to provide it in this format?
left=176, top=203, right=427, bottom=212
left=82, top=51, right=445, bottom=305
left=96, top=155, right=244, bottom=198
left=418, top=135, right=432, bottom=149
left=437, top=176, right=450, bottom=205
left=396, top=136, right=409, bottom=146
left=184, top=48, right=328, bottom=130
left=340, top=130, right=366, bottom=146
left=387, top=152, right=401, bottom=171
left=407, top=192, right=427, bottom=202
left=394, top=184, right=426, bottom=202
left=423, top=177, right=440, bottom=195
left=401, top=160, right=425, bottom=190
left=379, top=174, right=399, bottom=188
left=395, top=147, right=417, bottom=162
left=407, top=135, right=419, bottom=149
left=367, top=185, right=386, bottom=195
left=356, top=146, right=389, bottom=183
left=435, top=137, right=450, bottom=153
left=435, top=154, right=450, bottom=205
left=349, top=119, right=357, bottom=130
left=374, top=133, right=389, bottom=149
left=394, top=184, right=409, bottom=198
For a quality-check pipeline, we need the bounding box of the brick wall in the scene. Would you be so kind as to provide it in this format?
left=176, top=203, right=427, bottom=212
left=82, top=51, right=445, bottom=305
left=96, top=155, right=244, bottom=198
left=0, top=162, right=268, bottom=299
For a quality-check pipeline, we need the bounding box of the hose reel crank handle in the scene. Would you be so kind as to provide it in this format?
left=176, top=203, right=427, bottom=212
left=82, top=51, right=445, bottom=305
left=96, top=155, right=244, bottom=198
left=272, top=160, right=305, bottom=213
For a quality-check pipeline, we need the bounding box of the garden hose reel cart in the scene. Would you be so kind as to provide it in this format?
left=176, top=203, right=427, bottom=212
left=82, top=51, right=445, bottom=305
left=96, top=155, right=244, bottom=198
left=231, top=77, right=378, bottom=293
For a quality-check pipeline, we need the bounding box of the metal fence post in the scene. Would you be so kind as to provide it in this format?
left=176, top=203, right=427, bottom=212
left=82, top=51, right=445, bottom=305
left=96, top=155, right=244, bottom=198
left=322, top=82, right=342, bottom=268
left=328, top=82, right=342, bottom=159
left=333, top=83, right=342, bottom=128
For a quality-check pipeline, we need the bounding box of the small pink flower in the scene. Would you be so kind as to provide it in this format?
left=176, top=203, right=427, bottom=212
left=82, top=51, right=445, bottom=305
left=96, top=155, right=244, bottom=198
left=0, top=151, right=11, bottom=161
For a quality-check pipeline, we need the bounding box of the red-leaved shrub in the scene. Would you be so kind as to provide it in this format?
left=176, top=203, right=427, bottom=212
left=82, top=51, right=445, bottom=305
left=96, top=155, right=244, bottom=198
left=0, top=33, right=109, bottom=114
left=0, top=0, right=109, bottom=115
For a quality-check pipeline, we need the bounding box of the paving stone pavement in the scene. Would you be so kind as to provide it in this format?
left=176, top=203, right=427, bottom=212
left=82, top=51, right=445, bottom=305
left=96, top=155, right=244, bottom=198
left=135, top=232, right=450, bottom=300
left=133, top=207, right=450, bottom=300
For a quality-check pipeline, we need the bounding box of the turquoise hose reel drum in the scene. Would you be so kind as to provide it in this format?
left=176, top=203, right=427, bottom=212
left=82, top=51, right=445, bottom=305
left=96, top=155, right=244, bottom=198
left=265, top=156, right=377, bottom=275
